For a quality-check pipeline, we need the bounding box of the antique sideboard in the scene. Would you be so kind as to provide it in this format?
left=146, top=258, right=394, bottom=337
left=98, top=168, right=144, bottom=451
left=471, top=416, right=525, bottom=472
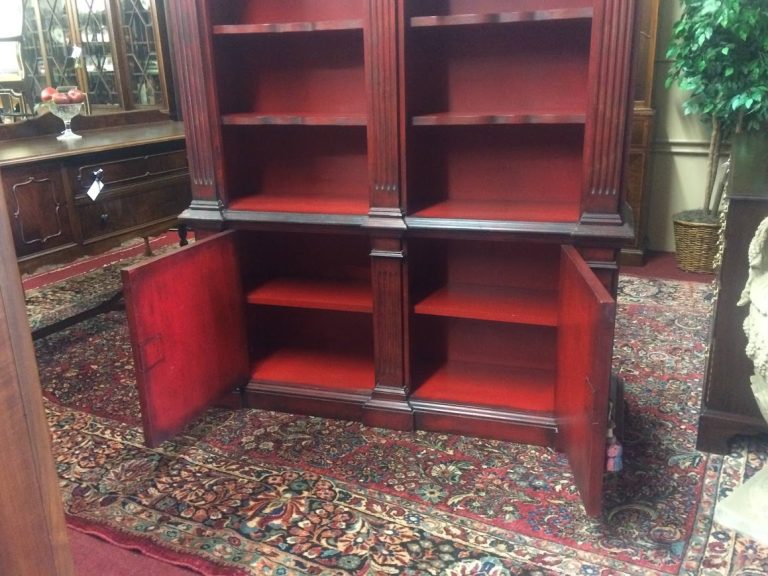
left=0, top=110, right=191, bottom=274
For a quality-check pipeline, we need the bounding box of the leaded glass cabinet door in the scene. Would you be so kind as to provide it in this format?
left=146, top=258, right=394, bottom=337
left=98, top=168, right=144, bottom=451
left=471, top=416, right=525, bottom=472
left=74, top=0, right=119, bottom=109
left=118, top=0, right=167, bottom=109
left=19, top=0, right=172, bottom=113
left=20, top=0, right=80, bottom=97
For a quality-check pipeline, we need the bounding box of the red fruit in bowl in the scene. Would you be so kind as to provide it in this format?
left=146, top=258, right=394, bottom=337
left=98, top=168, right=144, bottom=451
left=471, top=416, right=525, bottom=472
left=52, top=92, right=71, bottom=104
left=67, top=88, right=85, bottom=104
left=40, top=86, right=57, bottom=102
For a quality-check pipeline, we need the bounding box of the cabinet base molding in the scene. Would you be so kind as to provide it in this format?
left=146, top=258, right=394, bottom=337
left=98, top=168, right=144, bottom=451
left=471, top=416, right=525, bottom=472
left=696, top=409, right=768, bottom=455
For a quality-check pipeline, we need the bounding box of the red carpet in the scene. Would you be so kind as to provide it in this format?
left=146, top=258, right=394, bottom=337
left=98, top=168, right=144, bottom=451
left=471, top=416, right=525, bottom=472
left=621, top=250, right=715, bottom=283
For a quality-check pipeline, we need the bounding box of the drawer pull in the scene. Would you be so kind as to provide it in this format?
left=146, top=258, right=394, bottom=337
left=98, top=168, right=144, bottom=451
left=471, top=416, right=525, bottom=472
left=100, top=213, right=109, bottom=226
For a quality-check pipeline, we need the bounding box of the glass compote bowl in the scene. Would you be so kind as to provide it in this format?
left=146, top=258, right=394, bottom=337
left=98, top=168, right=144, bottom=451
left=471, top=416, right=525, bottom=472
left=50, top=102, right=83, bottom=141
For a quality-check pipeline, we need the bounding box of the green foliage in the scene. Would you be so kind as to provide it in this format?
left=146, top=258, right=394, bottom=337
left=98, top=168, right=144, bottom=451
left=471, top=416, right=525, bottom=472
left=666, top=0, right=768, bottom=135
left=666, top=0, right=768, bottom=217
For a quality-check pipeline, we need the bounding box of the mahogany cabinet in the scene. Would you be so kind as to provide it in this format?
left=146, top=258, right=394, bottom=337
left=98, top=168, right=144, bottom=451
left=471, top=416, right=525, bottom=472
left=696, top=135, right=768, bottom=454
left=0, top=113, right=191, bottom=274
left=125, top=0, right=636, bottom=517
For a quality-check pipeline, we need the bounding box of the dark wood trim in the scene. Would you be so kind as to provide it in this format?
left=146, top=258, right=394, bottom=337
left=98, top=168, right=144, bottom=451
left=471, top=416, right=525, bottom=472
left=0, top=183, right=74, bottom=576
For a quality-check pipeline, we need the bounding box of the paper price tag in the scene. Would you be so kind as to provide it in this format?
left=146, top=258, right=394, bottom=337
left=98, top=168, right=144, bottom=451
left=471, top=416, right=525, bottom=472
left=87, top=179, right=104, bottom=201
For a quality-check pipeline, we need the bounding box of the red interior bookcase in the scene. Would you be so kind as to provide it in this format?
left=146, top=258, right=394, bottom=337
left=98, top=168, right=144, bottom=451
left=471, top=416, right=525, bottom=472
left=124, top=0, right=636, bottom=517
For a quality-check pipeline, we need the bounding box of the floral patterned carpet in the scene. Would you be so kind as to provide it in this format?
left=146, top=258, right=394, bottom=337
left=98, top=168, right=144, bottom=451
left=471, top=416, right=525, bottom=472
left=27, top=263, right=768, bottom=575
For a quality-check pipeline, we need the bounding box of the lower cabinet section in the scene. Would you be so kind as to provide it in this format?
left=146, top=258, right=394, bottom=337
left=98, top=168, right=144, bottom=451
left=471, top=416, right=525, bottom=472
left=123, top=229, right=617, bottom=516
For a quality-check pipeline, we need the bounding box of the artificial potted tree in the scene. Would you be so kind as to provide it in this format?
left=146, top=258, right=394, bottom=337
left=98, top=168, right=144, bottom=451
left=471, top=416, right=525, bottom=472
left=666, top=0, right=768, bottom=272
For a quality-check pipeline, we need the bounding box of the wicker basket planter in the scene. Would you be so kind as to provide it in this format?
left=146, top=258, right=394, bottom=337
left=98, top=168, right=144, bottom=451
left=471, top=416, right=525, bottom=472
left=673, top=216, right=720, bottom=273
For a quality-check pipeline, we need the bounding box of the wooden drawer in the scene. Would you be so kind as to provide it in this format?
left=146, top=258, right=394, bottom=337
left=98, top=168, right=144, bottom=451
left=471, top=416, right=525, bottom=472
left=77, top=180, right=188, bottom=241
left=73, top=149, right=188, bottom=198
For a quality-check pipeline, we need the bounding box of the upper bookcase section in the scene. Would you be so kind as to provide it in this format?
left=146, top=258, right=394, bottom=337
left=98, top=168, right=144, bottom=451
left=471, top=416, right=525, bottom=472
left=167, top=0, right=634, bottom=230
left=208, top=0, right=365, bottom=32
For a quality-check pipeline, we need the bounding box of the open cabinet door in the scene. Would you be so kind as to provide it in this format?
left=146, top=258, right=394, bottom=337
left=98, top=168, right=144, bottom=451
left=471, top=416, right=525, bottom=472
left=557, top=246, right=616, bottom=517
left=122, top=232, right=249, bottom=447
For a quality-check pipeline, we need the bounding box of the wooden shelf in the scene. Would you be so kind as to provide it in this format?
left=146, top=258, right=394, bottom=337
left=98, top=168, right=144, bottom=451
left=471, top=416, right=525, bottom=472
left=411, top=361, right=555, bottom=413
left=415, top=284, right=558, bottom=326
left=208, top=1, right=365, bottom=29
left=222, top=113, right=366, bottom=126
left=227, top=194, right=369, bottom=216
left=251, top=347, right=374, bottom=392
left=213, top=19, right=364, bottom=35
left=410, top=8, right=593, bottom=29
left=246, top=278, right=372, bottom=313
left=412, top=112, right=586, bottom=126
left=410, top=199, right=581, bottom=223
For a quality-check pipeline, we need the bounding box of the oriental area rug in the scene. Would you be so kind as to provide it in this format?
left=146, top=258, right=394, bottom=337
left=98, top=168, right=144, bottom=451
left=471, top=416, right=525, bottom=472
left=27, top=253, right=768, bottom=575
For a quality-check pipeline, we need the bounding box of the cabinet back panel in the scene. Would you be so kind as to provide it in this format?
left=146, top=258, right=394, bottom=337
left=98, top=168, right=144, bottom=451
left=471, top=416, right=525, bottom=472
left=409, top=0, right=592, bottom=15
left=221, top=126, right=368, bottom=203
left=214, top=33, right=365, bottom=116
left=407, top=21, right=590, bottom=115
left=237, top=231, right=371, bottom=284
left=413, top=316, right=556, bottom=371
left=209, top=0, right=365, bottom=25
left=249, top=307, right=373, bottom=355
left=408, top=125, right=583, bottom=209
left=409, top=238, right=560, bottom=296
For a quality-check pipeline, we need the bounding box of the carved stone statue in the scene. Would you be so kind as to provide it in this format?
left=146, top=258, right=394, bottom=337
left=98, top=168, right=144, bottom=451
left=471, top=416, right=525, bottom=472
left=714, top=216, right=768, bottom=543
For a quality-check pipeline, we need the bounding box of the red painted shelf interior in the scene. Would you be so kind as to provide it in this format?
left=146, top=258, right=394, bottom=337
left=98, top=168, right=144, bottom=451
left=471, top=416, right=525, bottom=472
left=238, top=230, right=371, bottom=292
left=221, top=125, right=368, bottom=213
left=405, top=16, right=589, bottom=118
left=411, top=361, right=555, bottom=413
left=415, top=284, right=558, bottom=326
left=214, top=31, right=365, bottom=117
left=246, top=277, right=372, bottom=313
left=246, top=272, right=375, bottom=391
left=240, top=232, right=373, bottom=392
left=410, top=238, right=559, bottom=411
left=406, top=124, right=584, bottom=223
left=250, top=347, right=374, bottom=392
left=410, top=315, right=558, bottom=412
left=410, top=238, right=561, bottom=323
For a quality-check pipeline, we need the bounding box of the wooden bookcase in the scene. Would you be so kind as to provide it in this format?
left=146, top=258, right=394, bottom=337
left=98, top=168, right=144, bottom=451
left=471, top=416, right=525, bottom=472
left=123, top=0, right=636, bottom=517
